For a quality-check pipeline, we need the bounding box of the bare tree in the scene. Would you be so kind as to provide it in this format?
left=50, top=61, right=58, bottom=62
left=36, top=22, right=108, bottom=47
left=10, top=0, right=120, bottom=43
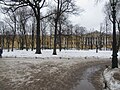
left=79, top=26, right=86, bottom=49
left=48, top=0, right=79, bottom=55
left=6, top=30, right=11, bottom=52
left=69, top=24, right=73, bottom=49
left=1, top=7, right=18, bottom=51
left=104, top=2, right=120, bottom=51
left=116, top=19, right=120, bottom=52
left=74, top=24, right=80, bottom=49
left=74, top=25, right=86, bottom=49
left=18, top=7, right=31, bottom=50
left=0, top=0, right=46, bottom=54
left=31, top=17, right=36, bottom=51
left=41, top=18, right=47, bottom=49
left=0, top=21, right=5, bottom=49
left=58, top=14, right=69, bottom=51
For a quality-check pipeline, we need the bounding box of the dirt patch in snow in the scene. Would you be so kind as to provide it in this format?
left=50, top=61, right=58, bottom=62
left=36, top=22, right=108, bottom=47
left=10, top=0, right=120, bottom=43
left=113, top=72, right=120, bottom=81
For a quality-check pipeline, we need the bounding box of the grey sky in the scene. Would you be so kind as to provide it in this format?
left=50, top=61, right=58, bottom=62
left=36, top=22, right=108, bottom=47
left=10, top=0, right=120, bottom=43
left=69, top=0, right=109, bottom=30
left=0, top=0, right=109, bottom=31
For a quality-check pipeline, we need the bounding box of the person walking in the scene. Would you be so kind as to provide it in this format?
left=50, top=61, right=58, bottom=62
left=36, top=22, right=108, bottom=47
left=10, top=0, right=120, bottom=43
left=0, top=48, right=3, bottom=58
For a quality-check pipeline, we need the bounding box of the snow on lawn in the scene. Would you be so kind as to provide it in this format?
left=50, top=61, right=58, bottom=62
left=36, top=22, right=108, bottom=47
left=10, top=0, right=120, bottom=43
left=2, top=49, right=120, bottom=59
left=103, top=67, right=120, bottom=90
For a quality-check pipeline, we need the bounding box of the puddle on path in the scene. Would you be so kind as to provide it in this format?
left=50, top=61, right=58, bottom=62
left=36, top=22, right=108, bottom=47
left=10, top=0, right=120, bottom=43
left=72, top=65, right=101, bottom=90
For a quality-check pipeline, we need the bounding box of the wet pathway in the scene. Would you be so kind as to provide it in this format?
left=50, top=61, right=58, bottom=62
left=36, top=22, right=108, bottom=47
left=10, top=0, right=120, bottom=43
left=72, top=65, right=101, bottom=90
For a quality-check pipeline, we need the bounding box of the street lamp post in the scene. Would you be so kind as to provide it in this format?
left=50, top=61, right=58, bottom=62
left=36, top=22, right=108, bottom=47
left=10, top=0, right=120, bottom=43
left=110, top=0, right=118, bottom=68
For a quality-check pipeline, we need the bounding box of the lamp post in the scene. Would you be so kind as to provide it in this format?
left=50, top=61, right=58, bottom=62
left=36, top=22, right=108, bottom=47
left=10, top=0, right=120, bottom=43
left=110, top=0, right=118, bottom=68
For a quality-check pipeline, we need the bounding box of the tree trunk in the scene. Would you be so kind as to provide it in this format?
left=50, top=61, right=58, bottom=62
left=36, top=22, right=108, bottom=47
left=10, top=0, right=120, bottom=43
left=25, top=35, right=28, bottom=51
left=42, top=32, right=44, bottom=50
left=6, top=35, right=10, bottom=52
left=49, top=27, right=52, bottom=49
left=20, top=36, right=24, bottom=50
left=31, top=25, right=34, bottom=51
left=35, top=9, right=41, bottom=54
left=71, top=35, right=72, bottom=49
left=2, top=29, right=5, bottom=49
left=11, top=35, right=15, bottom=51
left=59, top=21, right=62, bottom=51
left=53, top=19, right=58, bottom=55
left=53, top=0, right=59, bottom=55
left=66, top=37, right=68, bottom=50
left=11, top=20, right=16, bottom=51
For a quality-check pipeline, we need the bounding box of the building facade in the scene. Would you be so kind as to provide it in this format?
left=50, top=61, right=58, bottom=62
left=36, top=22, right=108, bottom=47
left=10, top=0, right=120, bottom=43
left=0, top=31, right=113, bottom=50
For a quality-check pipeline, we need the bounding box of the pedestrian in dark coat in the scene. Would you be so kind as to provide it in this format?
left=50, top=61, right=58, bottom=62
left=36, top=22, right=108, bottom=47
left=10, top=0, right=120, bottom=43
left=0, top=49, right=3, bottom=58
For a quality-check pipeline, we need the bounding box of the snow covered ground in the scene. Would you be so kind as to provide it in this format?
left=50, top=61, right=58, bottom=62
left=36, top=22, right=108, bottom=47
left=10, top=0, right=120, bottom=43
left=103, top=67, right=120, bottom=90
left=1, top=49, right=120, bottom=90
left=2, top=49, right=120, bottom=59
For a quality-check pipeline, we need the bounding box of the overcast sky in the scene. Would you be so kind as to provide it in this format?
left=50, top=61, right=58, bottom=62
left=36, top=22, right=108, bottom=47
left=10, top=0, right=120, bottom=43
left=69, top=0, right=109, bottom=31
left=0, top=0, right=109, bottom=31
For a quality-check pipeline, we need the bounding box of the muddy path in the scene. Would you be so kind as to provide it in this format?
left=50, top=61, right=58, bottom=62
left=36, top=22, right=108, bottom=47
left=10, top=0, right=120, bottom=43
left=72, top=65, right=101, bottom=90
left=0, top=58, right=111, bottom=90
left=72, top=62, right=111, bottom=90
